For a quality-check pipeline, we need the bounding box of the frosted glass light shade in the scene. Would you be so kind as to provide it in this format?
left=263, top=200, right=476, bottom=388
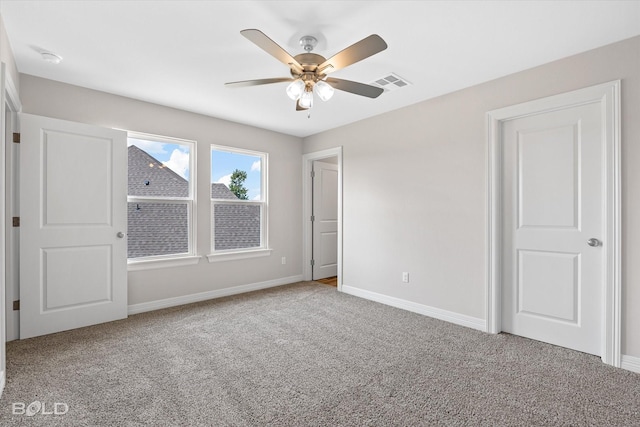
left=314, top=80, right=334, bottom=101
left=299, top=90, right=314, bottom=109
left=286, top=80, right=305, bottom=100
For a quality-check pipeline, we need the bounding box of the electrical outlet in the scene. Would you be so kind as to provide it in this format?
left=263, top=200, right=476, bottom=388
left=402, top=272, right=409, bottom=283
left=281, top=257, right=286, bottom=265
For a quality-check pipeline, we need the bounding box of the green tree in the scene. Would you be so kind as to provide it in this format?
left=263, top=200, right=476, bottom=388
left=229, top=169, right=249, bottom=200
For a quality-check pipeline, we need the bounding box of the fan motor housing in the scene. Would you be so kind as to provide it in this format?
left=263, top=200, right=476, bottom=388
left=292, top=53, right=326, bottom=74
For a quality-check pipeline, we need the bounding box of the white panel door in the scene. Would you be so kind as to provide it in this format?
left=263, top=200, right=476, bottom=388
left=501, top=102, right=603, bottom=355
left=19, top=114, right=128, bottom=339
left=312, top=161, right=338, bottom=280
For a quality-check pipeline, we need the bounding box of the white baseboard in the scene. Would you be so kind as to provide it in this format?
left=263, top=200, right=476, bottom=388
left=128, top=275, right=303, bottom=315
left=341, top=285, right=485, bottom=331
left=621, top=354, right=640, bottom=374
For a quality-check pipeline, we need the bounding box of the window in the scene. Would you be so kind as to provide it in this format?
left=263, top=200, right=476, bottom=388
left=127, top=133, right=195, bottom=261
left=210, top=145, right=268, bottom=257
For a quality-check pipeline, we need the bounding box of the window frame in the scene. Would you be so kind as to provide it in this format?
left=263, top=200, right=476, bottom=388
left=127, top=131, right=199, bottom=270
left=208, top=144, right=270, bottom=262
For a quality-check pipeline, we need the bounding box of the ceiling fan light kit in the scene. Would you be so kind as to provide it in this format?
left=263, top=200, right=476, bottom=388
left=226, top=29, right=387, bottom=112
left=314, top=80, right=334, bottom=101
left=286, top=79, right=305, bottom=100
left=299, top=89, right=314, bottom=109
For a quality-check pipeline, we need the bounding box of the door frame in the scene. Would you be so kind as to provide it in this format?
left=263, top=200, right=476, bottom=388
left=485, top=80, right=621, bottom=367
left=1, top=62, right=22, bottom=398
left=2, top=64, right=21, bottom=343
left=302, top=147, right=342, bottom=290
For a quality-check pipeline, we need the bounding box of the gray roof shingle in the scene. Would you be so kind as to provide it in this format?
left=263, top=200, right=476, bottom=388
left=127, top=202, right=189, bottom=258
left=128, top=145, right=188, bottom=197
left=213, top=204, right=261, bottom=250
left=211, top=184, right=261, bottom=250
left=211, top=183, right=238, bottom=199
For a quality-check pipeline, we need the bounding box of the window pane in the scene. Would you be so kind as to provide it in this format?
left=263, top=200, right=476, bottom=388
left=211, top=150, right=262, bottom=201
left=128, top=138, right=190, bottom=198
left=213, top=204, right=261, bottom=250
left=128, top=202, right=189, bottom=258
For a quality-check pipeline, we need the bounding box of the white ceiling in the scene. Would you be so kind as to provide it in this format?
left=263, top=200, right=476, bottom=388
left=1, top=1, right=639, bottom=138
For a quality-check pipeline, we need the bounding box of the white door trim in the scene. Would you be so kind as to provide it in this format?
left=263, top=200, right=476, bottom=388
left=2, top=64, right=21, bottom=343
left=486, top=80, right=621, bottom=367
left=1, top=62, right=22, bottom=399
left=302, top=147, right=342, bottom=290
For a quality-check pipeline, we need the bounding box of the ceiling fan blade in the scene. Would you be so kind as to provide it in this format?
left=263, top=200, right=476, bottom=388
left=296, top=99, right=309, bottom=111
left=325, top=78, right=384, bottom=98
left=240, top=29, right=304, bottom=74
left=225, top=77, right=294, bottom=88
left=318, top=35, right=387, bottom=74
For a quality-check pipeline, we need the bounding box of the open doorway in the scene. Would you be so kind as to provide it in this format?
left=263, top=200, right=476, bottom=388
left=302, top=147, right=342, bottom=290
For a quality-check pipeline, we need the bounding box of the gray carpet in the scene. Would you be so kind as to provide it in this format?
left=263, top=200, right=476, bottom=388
left=0, top=282, right=638, bottom=426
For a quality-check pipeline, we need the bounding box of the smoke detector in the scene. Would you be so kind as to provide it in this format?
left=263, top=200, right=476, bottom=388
left=41, top=51, right=63, bottom=64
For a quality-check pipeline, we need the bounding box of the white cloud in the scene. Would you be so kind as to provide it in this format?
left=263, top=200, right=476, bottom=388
left=251, top=160, right=261, bottom=172
left=163, top=149, right=190, bottom=179
left=251, top=193, right=262, bottom=201
left=216, top=174, right=232, bottom=187
left=128, top=138, right=167, bottom=156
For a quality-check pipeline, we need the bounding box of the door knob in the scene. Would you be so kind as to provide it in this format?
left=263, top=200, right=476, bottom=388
left=117, top=232, right=125, bottom=238
left=587, top=238, right=601, bottom=247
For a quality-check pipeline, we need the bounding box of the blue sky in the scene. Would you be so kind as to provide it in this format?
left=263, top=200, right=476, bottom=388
left=211, top=149, right=262, bottom=200
left=128, top=138, right=261, bottom=200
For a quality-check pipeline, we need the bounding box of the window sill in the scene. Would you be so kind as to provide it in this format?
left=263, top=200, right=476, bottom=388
left=206, top=248, right=272, bottom=263
left=128, top=255, right=201, bottom=271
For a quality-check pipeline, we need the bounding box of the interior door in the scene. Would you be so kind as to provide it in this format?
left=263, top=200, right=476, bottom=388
left=312, top=160, right=338, bottom=280
left=19, top=113, right=128, bottom=339
left=501, top=102, right=603, bottom=356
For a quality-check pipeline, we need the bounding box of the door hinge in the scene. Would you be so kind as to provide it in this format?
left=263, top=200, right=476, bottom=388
left=12, top=217, right=20, bottom=227
left=310, top=170, right=315, bottom=178
left=13, top=300, right=20, bottom=311
left=12, top=133, right=20, bottom=143
left=311, top=259, right=315, bottom=266
left=311, top=215, right=315, bottom=222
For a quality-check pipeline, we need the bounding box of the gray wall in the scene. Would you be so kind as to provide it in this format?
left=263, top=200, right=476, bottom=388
left=19, top=75, right=303, bottom=306
left=303, top=36, right=640, bottom=358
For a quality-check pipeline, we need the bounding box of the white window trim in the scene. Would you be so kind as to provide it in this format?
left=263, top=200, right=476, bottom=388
left=128, top=255, right=202, bottom=271
left=127, top=131, right=197, bottom=267
left=210, top=145, right=269, bottom=259
left=206, top=248, right=272, bottom=263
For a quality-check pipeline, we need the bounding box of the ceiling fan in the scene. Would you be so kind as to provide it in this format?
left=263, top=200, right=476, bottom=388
left=225, top=29, right=388, bottom=111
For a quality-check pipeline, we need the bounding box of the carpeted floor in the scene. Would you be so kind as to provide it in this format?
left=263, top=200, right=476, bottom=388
left=0, top=281, right=638, bottom=426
